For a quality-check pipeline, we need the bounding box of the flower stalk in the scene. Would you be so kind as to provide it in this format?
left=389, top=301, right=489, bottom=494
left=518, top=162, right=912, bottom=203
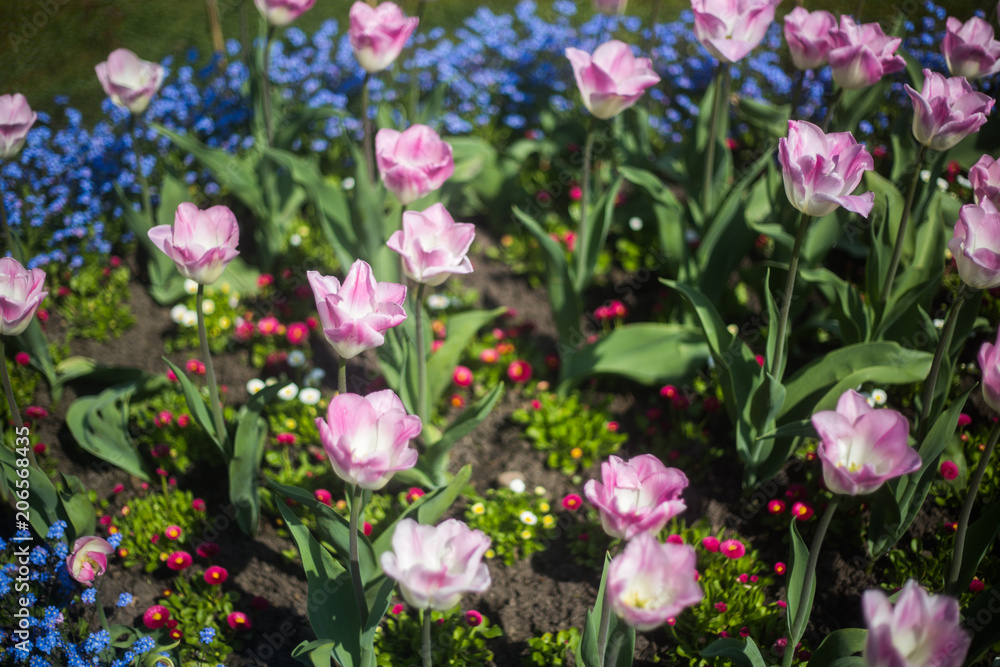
left=576, top=127, right=596, bottom=285
left=918, top=283, right=967, bottom=437
left=771, top=211, right=810, bottom=381
left=0, top=338, right=24, bottom=433
left=362, top=72, right=375, bottom=184
left=130, top=117, right=155, bottom=230
left=422, top=608, right=433, bottom=667
left=349, top=484, right=369, bottom=627
left=415, top=282, right=428, bottom=426
left=197, top=285, right=228, bottom=443
left=261, top=25, right=277, bottom=146
left=880, top=145, right=928, bottom=306
left=947, top=419, right=1000, bottom=594
left=702, top=66, right=726, bottom=217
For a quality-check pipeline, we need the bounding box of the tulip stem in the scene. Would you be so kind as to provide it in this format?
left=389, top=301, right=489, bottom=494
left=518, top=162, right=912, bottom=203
left=262, top=25, right=276, bottom=146
left=880, top=145, right=927, bottom=306
left=604, top=626, right=627, bottom=667
left=197, top=285, right=228, bottom=445
left=130, top=118, right=155, bottom=231
left=408, top=0, right=427, bottom=122
left=947, top=419, right=1000, bottom=595
left=362, top=72, right=376, bottom=185
left=918, top=283, right=966, bottom=439
left=783, top=498, right=839, bottom=667
left=576, top=128, right=595, bottom=288
left=338, top=361, right=347, bottom=396
left=349, top=484, right=369, bottom=627
left=415, top=283, right=428, bottom=426
left=422, top=608, right=433, bottom=667
left=771, top=211, right=809, bottom=382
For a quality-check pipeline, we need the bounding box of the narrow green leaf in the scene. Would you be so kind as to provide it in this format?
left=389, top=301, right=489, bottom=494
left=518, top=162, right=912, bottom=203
left=425, top=307, right=506, bottom=408
left=809, top=629, right=867, bottom=667
left=701, top=638, right=768, bottom=667
left=229, top=382, right=286, bottom=536
left=786, top=519, right=814, bottom=646
left=161, top=358, right=223, bottom=456
left=955, top=499, right=1000, bottom=594
left=574, top=176, right=624, bottom=295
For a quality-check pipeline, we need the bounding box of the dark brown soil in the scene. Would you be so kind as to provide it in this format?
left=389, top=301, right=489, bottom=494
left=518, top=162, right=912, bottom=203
left=18, top=230, right=920, bottom=667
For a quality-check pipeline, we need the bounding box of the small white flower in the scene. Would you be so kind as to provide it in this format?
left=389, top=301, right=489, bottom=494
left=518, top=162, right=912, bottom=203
left=228, top=295, right=240, bottom=309
left=170, top=304, right=188, bottom=324
left=628, top=216, right=643, bottom=231
left=870, top=389, right=887, bottom=406
left=298, top=387, right=322, bottom=405
left=933, top=318, right=945, bottom=330
left=936, top=177, right=949, bottom=192
left=246, top=379, right=266, bottom=395
left=289, top=233, right=302, bottom=247
left=957, top=175, right=972, bottom=189
left=342, top=176, right=355, bottom=190
left=287, top=350, right=307, bottom=368
left=519, top=510, right=538, bottom=525
left=278, top=383, right=299, bottom=401
left=509, top=479, right=526, bottom=494
left=534, top=486, right=546, bottom=496
left=920, top=169, right=931, bottom=183
left=184, top=279, right=199, bottom=295
left=201, top=298, right=215, bottom=315
left=180, top=311, right=198, bottom=328
left=426, top=294, right=451, bottom=310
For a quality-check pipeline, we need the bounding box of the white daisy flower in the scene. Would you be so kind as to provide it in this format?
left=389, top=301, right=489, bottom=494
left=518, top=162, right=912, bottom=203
left=201, top=298, right=215, bottom=315
left=342, top=177, right=355, bottom=190
left=519, top=511, right=538, bottom=526
left=426, top=294, right=451, bottom=310
left=870, top=389, right=887, bottom=406
left=181, top=311, right=198, bottom=328
left=170, top=304, right=188, bottom=324
left=289, top=233, right=302, bottom=247
left=508, top=479, right=526, bottom=494
left=628, top=216, right=643, bottom=231
left=305, top=368, right=327, bottom=387
left=287, top=350, right=307, bottom=368
left=246, top=379, right=266, bottom=395
left=184, top=279, right=199, bottom=295
left=278, top=383, right=299, bottom=401
left=298, top=388, right=321, bottom=405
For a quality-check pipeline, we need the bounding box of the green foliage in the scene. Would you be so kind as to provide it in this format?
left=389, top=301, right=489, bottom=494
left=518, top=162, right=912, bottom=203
left=109, top=487, right=207, bottom=572
left=374, top=607, right=502, bottom=666
left=511, top=390, right=626, bottom=476
left=131, top=386, right=219, bottom=474
left=524, top=628, right=580, bottom=666
left=1, top=353, right=39, bottom=420
left=462, top=487, right=560, bottom=565
left=49, top=255, right=135, bottom=343
left=156, top=571, right=242, bottom=665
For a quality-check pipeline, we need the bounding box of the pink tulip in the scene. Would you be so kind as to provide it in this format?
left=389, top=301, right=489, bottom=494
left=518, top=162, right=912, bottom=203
left=970, top=155, right=1000, bottom=208
left=863, top=580, right=970, bottom=667
left=381, top=518, right=491, bottom=610
left=318, top=389, right=421, bottom=489
left=811, top=389, right=920, bottom=496
left=593, top=0, right=629, bottom=14
left=778, top=120, right=875, bottom=218
left=95, top=48, right=165, bottom=115
left=566, top=40, right=659, bottom=120
left=148, top=203, right=240, bottom=285
left=0, top=94, right=37, bottom=160
left=349, top=1, right=419, bottom=73
left=691, top=0, right=781, bottom=64
left=583, top=454, right=688, bottom=540
left=904, top=70, right=993, bottom=151
left=307, top=260, right=407, bottom=359
left=978, top=328, right=1000, bottom=413
left=0, top=257, right=48, bottom=337
left=607, top=532, right=703, bottom=631
left=387, top=203, right=475, bottom=286
left=828, top=17, right=905, bottom=90
left=942, top=16, right=1000, bottom=79
left=375, top=125, right=454, bottom=205
left=66, top=536, right=114, bottom=586
left=948, top=203, right=1000, bottom=290
left=254, top=0, right=317, bottom=26
left=783, top=7, right=837, bottom=70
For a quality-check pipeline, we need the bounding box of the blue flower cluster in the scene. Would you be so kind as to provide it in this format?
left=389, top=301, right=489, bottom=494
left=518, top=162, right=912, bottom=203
left=1, top=0, right=960, bottom=270
left=0, top=532, right=157, bottom=666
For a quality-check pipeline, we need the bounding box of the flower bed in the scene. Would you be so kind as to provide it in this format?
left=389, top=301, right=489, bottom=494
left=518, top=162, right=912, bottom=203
left=2, top=0, right=1000, bottom=666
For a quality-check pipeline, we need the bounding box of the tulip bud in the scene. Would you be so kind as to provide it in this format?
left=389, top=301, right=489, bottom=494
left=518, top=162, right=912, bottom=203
left=387, top=203, right=475, bottom=286
left=0, top=257, right=48, bottom=337
left=349, top=1, right=419, bottom=73
left=148, top=203, right=240, bottom=285
left=0, top=94, right=37, bottom=160
left=95, top=49, right=165, bottom=115
left=375, top=125, right=454, bottom=205
left=904, top=69, right=993, bottom=152
left=254, top=0, right=317, bottom=26
left=948, top=203, right=1000, bottom=290
left=584, top=454, right=688, bottom=540
left=827, top=16, right=905, bottom=89
left=565, top=40, right=660, bottom=119
left=783, top=7, right=837, bottom=70
left=66, top=536, right=114, bottom=586
left=691, top=0, right=781, bottom=64
left=942, top=16, right=1000, bottom=79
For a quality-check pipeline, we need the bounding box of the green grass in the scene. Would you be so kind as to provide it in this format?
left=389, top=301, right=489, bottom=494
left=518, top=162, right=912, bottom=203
left=0, top=0, right=983, bottom=121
